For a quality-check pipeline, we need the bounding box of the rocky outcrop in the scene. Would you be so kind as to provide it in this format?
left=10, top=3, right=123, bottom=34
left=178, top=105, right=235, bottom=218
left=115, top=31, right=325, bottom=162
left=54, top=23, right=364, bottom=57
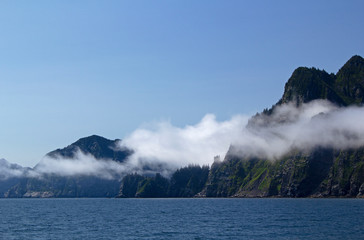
left=198, top=55, right=364, bottom=198
left=279, top=55, right=364, bottom=107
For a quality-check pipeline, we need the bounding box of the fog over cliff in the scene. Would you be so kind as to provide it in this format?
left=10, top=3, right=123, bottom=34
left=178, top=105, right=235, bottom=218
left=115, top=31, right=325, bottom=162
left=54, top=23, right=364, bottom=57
left=121, top=100, right=364, bottom=168
left=1, top=100, right=364, bottom=179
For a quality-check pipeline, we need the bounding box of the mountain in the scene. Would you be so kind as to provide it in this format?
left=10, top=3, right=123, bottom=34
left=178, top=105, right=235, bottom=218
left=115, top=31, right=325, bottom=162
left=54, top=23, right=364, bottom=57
left=1, top=55, right=364, bottom=198
left=249, top=55, right=364, bottom=128
left=0, top=158, right=27, bottom=179
left=198, top=147, right=364, bottom=198
left=279, top=55, right=364, bottom=106
left=5, top=136, right=132, bottom=198
left=0, top=159, right=29, bottom=197
left=45, top=135, right=132, bottom=162
left=335, top=55, right=364, bottom=105
left=198, top=55, right=364, bottom=198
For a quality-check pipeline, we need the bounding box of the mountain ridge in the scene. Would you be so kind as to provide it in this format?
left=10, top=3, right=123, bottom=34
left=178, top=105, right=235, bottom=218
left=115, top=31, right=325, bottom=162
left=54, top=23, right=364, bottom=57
left=1, top=55, right=364, bottom=198
left=4, top=136, right=132, bottom=198
left=197, top=55, right=364, bottom=198
left=45, top=134, right=132, bottom=163
left=279, top=55, right=364, bottom=106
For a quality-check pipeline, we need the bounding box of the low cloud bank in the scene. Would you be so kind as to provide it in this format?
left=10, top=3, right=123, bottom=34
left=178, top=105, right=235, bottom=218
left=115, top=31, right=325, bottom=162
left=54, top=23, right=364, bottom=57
left=1, top=100, right=364, bottom=180
left=121, top=100, right=364, bottom=167
left=35, top=151, right=129, bottom=180
left=235, top=100, right=364, bottom=159
left=119, top=114, right=248, bottom=170
left=0, top=158, right=28, bottom=180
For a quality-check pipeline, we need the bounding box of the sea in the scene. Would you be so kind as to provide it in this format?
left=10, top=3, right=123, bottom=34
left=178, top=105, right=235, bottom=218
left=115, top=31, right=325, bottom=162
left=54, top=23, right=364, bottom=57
left=0, top=198, right=363, bottom=239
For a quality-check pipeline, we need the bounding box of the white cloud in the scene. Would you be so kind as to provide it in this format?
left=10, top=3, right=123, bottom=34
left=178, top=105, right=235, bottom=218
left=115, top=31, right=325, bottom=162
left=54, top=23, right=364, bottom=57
left=3, top=100, right=364, bottom=179
left=35, top=151, right=129, bottom=180
left=119, top=114, right=248, bottom=170
left=232, top=100, right=364, bottom=159
left=121, top=100, right=364, bottom=168
left=0, top=159, right=25, bottom=179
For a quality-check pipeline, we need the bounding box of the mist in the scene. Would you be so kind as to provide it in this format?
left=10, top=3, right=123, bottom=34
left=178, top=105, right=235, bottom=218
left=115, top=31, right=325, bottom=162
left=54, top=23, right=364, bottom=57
left=35, top=151, right=130, bottom=180
left=229, top=100, right=364, bottom=159
left=1, top=100, right=364, bottom=180
left=121, top=100, right=364, bottom=168
left=0, top=158, right=28, bottom=180
left=119, top=114, right=248, bottom=170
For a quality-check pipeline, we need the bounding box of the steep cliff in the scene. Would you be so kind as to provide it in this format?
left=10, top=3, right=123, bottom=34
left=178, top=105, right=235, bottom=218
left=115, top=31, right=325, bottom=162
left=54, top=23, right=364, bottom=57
left=199, top=55, right=364, bottom=198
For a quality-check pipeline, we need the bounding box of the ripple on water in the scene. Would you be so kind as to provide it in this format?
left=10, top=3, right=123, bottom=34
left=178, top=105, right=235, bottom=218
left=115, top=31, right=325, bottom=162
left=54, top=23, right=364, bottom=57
left=0, top=198, right=363, bottom=239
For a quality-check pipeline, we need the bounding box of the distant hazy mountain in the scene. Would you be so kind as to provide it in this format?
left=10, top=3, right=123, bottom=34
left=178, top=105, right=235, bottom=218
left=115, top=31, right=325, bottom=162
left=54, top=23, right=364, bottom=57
left=0, top=159, right=30, bottom=197
left=5, top=136, right=132, bottom=198
left=46, top=135, right=132, bottom=162
left=0, top=158, right=26, bottom=178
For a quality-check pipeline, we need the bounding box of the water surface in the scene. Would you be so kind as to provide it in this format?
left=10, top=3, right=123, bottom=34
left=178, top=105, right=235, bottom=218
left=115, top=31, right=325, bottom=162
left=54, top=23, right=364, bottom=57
left=0, top=198, right=363, bottom=239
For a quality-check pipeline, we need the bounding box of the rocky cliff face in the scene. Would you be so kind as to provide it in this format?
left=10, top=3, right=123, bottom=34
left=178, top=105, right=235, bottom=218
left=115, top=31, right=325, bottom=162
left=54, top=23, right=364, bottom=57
left=198, top=55, right=364, bottom=198
left=2, top=56, right=364, bottom=198
left=198, top=147, right=364, bottom=198
left=316, top=148, right=364, bottom=197
left=335, top=55, right=364, bottom=105
left=279, top=55, right=364, bottom=106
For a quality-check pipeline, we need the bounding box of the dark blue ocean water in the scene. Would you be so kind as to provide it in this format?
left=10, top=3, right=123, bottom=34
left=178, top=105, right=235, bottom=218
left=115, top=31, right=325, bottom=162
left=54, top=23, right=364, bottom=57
left=0, top=198, right=363, bottom=239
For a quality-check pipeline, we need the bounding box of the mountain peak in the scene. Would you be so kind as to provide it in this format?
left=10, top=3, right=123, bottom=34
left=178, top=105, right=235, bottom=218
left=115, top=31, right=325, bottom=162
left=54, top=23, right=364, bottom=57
left=335, top=55, right=364, bottom=104
left=46, top=135, right=131, bottom=163
left=248, top=55, right=364, bottom=128
left=73, top=135, right=120, bottom=148
left=337, top=55, right=364, bottom=77
left=341, top=55, right=364, bottom=69
left=278, top=55, right=364, bottom=107
left=278, top=66, right=339, bottom=106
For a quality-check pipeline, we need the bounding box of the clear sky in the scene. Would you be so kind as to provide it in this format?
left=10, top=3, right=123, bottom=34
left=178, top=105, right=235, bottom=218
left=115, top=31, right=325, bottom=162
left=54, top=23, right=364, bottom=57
left=0, top=0, right=363, bottom=167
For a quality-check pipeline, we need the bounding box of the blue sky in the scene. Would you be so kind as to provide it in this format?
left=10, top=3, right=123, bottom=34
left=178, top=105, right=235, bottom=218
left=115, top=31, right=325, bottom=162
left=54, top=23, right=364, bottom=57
left=0, top=0, right=363, bottom=166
